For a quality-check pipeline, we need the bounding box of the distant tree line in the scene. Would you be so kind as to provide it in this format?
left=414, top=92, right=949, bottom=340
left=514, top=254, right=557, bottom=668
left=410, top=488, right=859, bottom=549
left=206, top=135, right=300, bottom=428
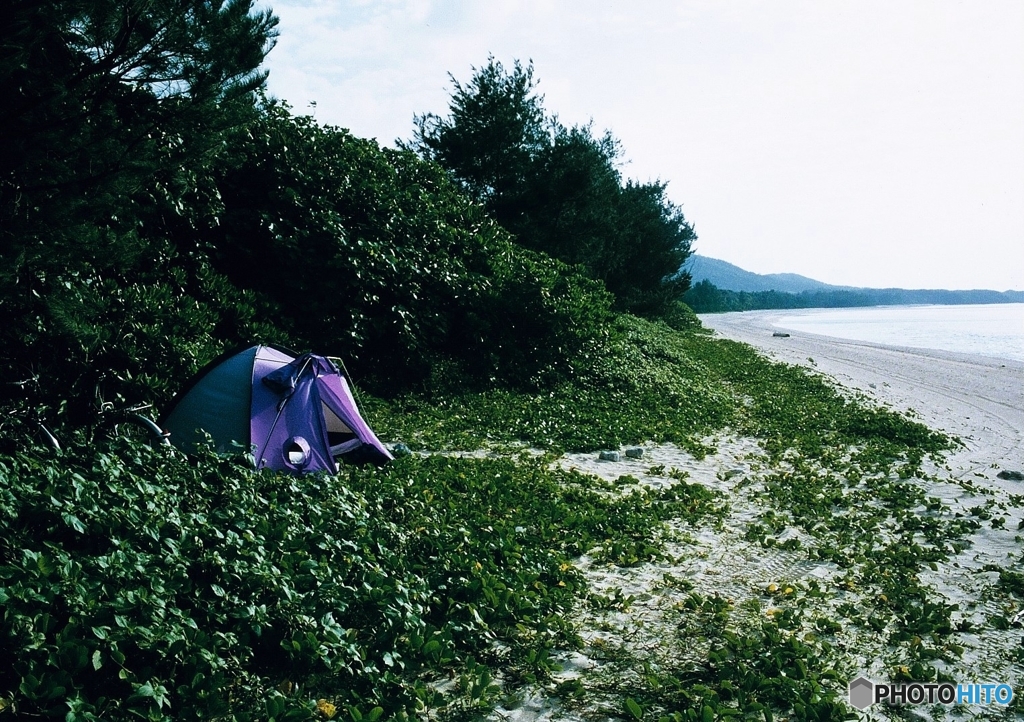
left=684, top=280, right=1024, bottom=313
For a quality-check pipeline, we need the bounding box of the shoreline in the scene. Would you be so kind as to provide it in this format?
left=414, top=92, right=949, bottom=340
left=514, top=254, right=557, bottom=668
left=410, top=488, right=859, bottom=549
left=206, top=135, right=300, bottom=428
left=699, top=310, right=1024, bottom=483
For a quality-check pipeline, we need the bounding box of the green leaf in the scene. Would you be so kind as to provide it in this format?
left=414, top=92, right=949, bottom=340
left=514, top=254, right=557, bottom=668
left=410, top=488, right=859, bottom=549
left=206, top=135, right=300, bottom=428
left=92, top=650, right=102, bottom=671
left=62, top=513, right=86, bottom=533
left=625, top=697, right=643, bottom=720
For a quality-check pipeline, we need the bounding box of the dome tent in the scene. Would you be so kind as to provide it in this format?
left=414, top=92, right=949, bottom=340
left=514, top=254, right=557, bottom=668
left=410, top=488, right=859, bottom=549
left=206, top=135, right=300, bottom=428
left=161, top=345, right=393, bottom=472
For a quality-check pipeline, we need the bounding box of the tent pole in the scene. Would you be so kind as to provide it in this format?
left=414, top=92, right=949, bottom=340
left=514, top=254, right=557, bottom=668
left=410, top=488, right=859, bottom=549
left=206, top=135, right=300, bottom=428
left=256, top=356, right=312, bottom=470
left=331, top=356, right=366, bottom=410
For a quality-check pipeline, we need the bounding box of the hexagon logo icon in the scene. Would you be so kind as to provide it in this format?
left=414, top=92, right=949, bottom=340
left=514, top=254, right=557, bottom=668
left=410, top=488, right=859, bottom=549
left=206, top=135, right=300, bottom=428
left=849, top=676, right=874, bottom=710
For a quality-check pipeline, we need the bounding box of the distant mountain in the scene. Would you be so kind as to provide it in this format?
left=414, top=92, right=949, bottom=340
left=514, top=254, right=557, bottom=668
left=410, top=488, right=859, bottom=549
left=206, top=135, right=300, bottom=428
left=681, top=254, right=1024, bottom=314
left=684, top=255, right=853, bottom=293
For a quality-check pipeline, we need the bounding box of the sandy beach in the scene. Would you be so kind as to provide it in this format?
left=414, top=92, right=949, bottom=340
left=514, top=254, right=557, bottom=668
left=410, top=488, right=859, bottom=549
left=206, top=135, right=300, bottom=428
left=490, top=312, right=1024, bottom=720
left=700, top=310, right=1024, bottom=483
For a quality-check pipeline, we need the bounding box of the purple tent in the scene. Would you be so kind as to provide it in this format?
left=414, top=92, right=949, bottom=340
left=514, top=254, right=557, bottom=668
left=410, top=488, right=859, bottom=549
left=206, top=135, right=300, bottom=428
left=161, top=345, right=393, bottom=472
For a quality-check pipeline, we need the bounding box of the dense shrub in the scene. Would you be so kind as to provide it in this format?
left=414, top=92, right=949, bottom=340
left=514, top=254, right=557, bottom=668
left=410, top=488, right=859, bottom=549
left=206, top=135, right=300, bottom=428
left=206, top=101, right=614, bottom=393
left=0, top=237, right=285, bottom=439
left=2, top=95, right=617, bottom=427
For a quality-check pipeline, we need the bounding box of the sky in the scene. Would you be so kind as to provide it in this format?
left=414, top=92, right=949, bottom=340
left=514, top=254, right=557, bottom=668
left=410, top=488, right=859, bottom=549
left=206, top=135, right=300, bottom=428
left=258, top=0, right=1024, bottom=291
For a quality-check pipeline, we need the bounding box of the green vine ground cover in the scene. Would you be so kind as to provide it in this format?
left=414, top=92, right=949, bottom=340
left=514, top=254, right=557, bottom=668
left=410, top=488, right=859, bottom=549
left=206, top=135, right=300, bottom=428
left=4, top=316, right=1020, bottom=721
left=557, top=446, right=1005, bottom=721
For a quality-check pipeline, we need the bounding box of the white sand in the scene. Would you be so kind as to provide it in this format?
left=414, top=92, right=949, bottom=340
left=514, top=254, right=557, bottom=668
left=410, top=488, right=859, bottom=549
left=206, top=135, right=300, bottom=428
left=702, top=311, right=1024, bottom=694
left=699, top=310, right=1024, bottom=480
left=489, top=313, right=1024, bottom=720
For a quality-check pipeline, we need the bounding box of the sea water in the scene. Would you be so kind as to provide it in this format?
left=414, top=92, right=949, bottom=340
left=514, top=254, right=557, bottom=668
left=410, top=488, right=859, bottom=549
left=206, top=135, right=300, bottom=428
left=772, top=304, right=1024, bottom=363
